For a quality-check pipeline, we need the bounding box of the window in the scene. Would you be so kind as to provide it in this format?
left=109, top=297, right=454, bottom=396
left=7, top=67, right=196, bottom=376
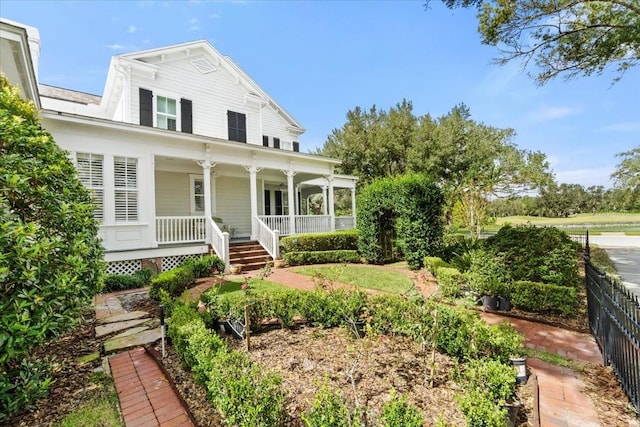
left=114, top=156, right=138, bottom=221
left=190, top=175, right=205, bottom=213
left=227, top=111, right=246, bottom=143
left=273, top=137, right=280, bottom=149
left=262, top=135, right=269, bottom=147
left=76, top=153, right=104, bottom=222
left=157, top=96, right=177, bottom=131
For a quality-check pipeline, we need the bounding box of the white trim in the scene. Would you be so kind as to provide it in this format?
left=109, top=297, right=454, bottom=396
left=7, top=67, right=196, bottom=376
left=104, top=244, right=209, bottom=262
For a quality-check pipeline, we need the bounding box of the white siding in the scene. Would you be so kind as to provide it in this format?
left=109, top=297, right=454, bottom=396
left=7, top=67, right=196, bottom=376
left=215, top=176, right=251, bottom=238
left=155, top=171, right=190, bottom=216
left=128, top=53, right=267, bottom=145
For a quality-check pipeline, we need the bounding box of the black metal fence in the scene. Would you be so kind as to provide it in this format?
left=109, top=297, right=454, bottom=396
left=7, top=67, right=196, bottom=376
left=584, top=243, right=640, bottom=412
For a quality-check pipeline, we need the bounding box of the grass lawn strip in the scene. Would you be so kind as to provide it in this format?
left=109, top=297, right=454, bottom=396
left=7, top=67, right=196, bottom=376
left=293, top=264, right=414, bottom=294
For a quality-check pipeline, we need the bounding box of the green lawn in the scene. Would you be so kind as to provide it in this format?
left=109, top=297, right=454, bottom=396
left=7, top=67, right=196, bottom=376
left=59, top=372, right=123, bottom=427
left=495, top=213, right=640, bottom=227
left=216, top=278, right=291, bottom=297
left=293, top=264, right=414, bottom=294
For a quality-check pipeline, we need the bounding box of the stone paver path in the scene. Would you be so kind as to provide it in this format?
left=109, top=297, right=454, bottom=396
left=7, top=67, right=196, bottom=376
left=110, top=348, right=194, bottom=427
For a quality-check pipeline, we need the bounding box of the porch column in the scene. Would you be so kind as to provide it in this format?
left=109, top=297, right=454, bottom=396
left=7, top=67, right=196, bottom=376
left=351, top=186, right=357, bottom=228
left=198, top=159, right=215, bottom=243
left=321, top=185, right=328, bottom=215
left=245, top=165, right=261, bottom=240
left=283, top=170, right=296, bottom=234
left=327, top=175, right=335, bottom=231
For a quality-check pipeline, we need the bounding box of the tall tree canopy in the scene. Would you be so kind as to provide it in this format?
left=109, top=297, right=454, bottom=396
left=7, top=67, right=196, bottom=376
left=611, top=146, right=640, bottom=209
left=435, top=0, right=640, bottom=84
left=319, top=101, right=552, bottom=237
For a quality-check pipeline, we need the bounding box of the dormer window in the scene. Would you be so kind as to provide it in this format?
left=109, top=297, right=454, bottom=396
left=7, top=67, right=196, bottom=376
left=157, top=96, right=177, bottom=130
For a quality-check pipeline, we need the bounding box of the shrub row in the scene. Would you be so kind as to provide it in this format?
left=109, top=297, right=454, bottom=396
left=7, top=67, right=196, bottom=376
left=422, top=256, right=466, bottom=299
left=423, top=256, right=452, bottom=275
left=149, top=255, right=223, bottom=300
left=103, top=268, right=154, bottom=293
left=281, top=230, right=358, bottom=253
left=284, top=250, right=360, bottom=266
left=202, top=287, right=523, bottom=363
left=168, top=303, right=286, bottom=426
left=506, top=281, right=578, bottom=316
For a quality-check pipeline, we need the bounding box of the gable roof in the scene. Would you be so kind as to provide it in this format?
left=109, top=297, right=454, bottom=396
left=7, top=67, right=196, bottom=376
left=39, top=84, right=101, bottom=105
left=114, top=40, right=305, bottom=134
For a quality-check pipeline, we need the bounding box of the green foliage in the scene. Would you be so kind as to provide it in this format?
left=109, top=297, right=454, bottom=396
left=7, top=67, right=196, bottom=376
left=379, top=389, right=423, bottom=427
left=301, top=380, right=363, bottom=427
left=464, top=249, right=510, bottom=296
left=507, top=281, right=578, bottom=316
left=357, top=174, right=444, bottom=268
left=281, top=230, right=358, bottom=252
left=484, top=225, right=580, bottom=287
left=181, top=255, right=225, bottom=279
left=0, top=77, right=105, bottom=417
left=284, top=250, right=360, bottom=266
left=612, top=147, right=640, bottom=210
left=423, top=256, right=452, bottom=275
left=168, top=302, right=286, bottom=426
left=0, top=358, right=53, bottom=421
left=149, top=266, right=195, bottom=300
left=434, top=266, right=465, bottom=298
left=460, top=359, right=516, bottom=403
left=103, top=268, right=154, bottom=293
left=456, top=389, right=508, bottom=427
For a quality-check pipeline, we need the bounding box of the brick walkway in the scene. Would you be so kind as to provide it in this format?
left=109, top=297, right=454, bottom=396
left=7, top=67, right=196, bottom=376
left=110, top=348, right=194, bottom=427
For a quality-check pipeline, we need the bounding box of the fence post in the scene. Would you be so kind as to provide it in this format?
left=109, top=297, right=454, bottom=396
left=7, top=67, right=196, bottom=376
left=584, top=229, right=590, bottom=262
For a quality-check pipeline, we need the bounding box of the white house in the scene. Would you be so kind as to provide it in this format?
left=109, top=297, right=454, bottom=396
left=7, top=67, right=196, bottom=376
left=1, top=19, right=358, bottom=274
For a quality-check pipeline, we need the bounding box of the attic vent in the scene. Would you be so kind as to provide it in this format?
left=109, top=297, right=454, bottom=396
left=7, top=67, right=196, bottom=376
left=190, top=57, right=216, bottom=74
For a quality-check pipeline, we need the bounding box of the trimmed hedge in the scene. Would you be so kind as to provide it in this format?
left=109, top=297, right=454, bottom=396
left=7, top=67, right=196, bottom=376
left=149, top=265, right=195, bottom=300
left=507, top=281, right=578, bottom=316
left=423, top=256, right=452, bottom=275
left=284, top=250, right=360, bottom=266
left=182, top=255, right=225, bottom=279
left=434, top=266, right=465, bottom=298
left=281, top=230, right=358, bottom=253
left=103, top=268, right=154, bottom=293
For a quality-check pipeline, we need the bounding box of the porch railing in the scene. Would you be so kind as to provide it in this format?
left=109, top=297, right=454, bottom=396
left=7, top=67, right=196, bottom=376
left=585, top=249, right=640, bottom=412
left=335, top=216, right=355, bottom=230
left=258, top=215, right=291, bottom=235
left=208, top=217, right=230, bottom=270
left=156, top=216, right=206, bottom=244
left=295, top=215, right=332, bottom=234
left=256, top=217, right=279, bottom=259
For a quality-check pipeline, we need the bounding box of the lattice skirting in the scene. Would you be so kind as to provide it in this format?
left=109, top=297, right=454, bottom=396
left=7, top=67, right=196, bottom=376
left=107, top=254, right=204, bottom=275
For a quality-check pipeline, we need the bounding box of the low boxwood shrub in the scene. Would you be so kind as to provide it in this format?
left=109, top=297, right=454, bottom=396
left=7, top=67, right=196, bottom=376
left=181, top=255, right=225, bottom=279
left=380, top=389, right=423, bottom=427
left=460, top=359, right=516, bottom=403
left=434, top=266, right=465, bottom=298
left=281, top=230, right=358, bottom=253
left=301, top=381, right=362, bottom=427
left=507, top=281, right=578, bottom=316
left=103, top=268, right=154, bottom=293
left=149, top=266, right=194, bottom=300
left=423, top=256, right=451, bottom=275
left=284, top=250, right=360, bottom=266
left=464, top=249, right=510, bottom=296
left=456, top=389, right=508, bottom=427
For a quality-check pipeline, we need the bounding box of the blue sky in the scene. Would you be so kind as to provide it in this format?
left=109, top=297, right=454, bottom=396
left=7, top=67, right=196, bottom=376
left=2, top=0, right=638, bottom=188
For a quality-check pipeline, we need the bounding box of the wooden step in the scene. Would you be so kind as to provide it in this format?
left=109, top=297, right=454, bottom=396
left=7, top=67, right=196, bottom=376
left=228, top=241, right=272, bottom=271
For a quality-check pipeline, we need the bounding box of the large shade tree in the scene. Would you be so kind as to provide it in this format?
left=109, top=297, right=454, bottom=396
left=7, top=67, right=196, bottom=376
left=611, top=147, right=640, bottom=210
left=435, top=0, right=640, bottom=85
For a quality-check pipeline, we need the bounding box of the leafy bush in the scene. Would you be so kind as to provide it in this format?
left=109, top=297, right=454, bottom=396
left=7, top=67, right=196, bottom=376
left=149, top=266, right=195, bottom=300
left=0, top=358, right=53, bottom=422
left=464, top=249, right=510, bottom=296
left=434, top=266, right=465, bottom=298
left=460, top=359, right=516, bottom=403
left=103, top=268, right=154, bottom=292
left=484, top=225, right=579, bottom=287
left=423, top=256, right=451, bottom=274
left=380, top=389, right=423, bottom=427
left=181, top=255, right=225, bottom=279
left=357, top=174, right=444, bottom=268
left=456, top=389, right=507, bottom=427
left=301, top=381, right=362, bottom=427
left=281, top=230, right=358, bottom=253
left=1, top=77, right=104, bottom=418
left=168, top=302, right=286, bottom=426
left=284, top=250, right=360, bottom=266
left=507, top=281, right=578, bottom=316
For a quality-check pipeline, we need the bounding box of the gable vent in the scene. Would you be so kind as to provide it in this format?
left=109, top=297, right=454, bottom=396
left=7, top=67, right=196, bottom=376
left=190, top=57, right=216, bottom=74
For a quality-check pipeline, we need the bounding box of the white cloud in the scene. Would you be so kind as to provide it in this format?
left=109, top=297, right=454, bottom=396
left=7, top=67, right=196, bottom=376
left=527, top=105, right=575, bottom=122
left=556, top=166, right=615, bottom=187
left=105, top=43, right=126, bottom=51
left=188, top=18, right=200, bottom=32
left=127, top=25, right=140, bottom=34
left=210, top=13, right=220, bottom=19
left=599, top=121, right=640, bottom=132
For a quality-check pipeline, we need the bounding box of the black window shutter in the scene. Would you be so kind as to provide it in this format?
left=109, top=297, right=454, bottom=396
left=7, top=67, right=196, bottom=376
left=139, top=88, right=153, bottom=127
left=181, top=98, right=192, bottom=133
left=274, top=138, right=280, bottom=149
left=227, top=111, right=235, bottom=140
left=275, top=190, right=283, bottom=215
left=262, top=135, right=269, bottom=147
left=293, top=141, right=300, bottom=152
left=264, top=190, right=271, bottom=215
left=239, top=113, right=247, bottom=143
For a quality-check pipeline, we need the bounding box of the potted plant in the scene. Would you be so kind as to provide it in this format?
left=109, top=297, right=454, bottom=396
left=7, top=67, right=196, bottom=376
left=273, top=256, right=285, bottom=269
left=230, top=264, right=242, bottom=274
